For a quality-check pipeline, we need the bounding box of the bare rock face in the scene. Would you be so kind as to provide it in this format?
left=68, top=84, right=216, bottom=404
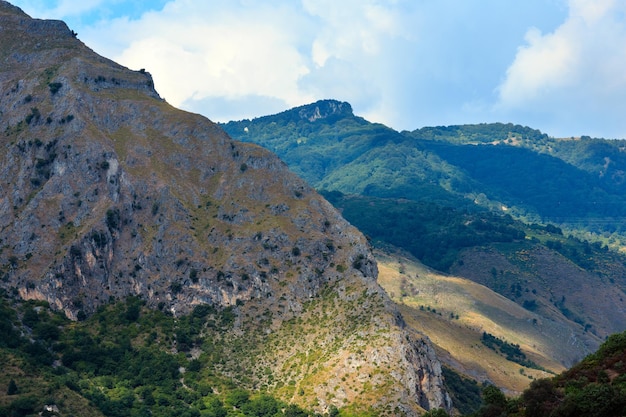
left=0, top=1, right=451, bottom=414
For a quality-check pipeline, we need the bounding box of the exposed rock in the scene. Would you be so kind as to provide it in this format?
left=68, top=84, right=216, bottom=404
left=0, top=1, right=451, bottom=414
left=297, top=99, right=353, bottom=122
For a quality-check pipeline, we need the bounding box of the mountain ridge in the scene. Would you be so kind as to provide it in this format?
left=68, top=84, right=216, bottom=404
left=223, top=99, right=626, bottom=234
left=222, top=98, right=626, bottom=398
left=0, top=3, right=451, bottom=414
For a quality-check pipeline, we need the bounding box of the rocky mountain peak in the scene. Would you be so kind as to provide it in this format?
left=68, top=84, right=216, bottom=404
left=296, top=99, right=354, bottom=122
left=0, top=3, right=451, bottom=414
left=0, top=0, right=25, bottom=15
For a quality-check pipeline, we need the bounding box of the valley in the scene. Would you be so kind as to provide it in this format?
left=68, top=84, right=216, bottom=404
left=3, top=1, right=626, bottom=416
left=223, top=99, right=626, bottom=414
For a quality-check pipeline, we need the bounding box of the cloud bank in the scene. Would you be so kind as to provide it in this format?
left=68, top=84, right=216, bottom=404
left=12, top=0, right=626, bottom=138
left=497, top=0, right=626, bottom=138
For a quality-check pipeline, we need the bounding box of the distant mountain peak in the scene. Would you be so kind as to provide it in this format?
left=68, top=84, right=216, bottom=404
left=235, top=99, right=354, bottom=125
left=296, top=99, right=353, bottom=122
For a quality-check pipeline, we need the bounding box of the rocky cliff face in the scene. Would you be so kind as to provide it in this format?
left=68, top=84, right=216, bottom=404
left=0, top=1, right=450, bottom=413
left=296, top=99, right=353, bottom=122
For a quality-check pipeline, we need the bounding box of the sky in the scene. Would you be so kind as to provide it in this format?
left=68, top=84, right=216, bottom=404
left=10, top=0, right=626, bottom=139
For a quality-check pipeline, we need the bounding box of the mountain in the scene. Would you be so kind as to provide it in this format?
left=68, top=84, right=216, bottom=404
left=222, top=100, right=465, bottom=208
left=222, top=100, right=626, bottom=237
left=0, top=3, right=451, bottom=415
left=222, top=100, right=626, bottom=391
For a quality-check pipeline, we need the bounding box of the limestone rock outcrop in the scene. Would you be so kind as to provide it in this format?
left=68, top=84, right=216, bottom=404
left=0, top=2, right=451, bottom=413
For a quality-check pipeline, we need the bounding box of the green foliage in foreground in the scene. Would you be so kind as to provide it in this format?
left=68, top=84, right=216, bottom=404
left=449, top=331, right=626, bottom=416
left=0, top=293, right=319, bottom=417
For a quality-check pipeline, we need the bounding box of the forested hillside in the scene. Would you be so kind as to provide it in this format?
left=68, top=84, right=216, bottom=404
left=223, top=100, right=626, bottom=239
left=0, top=294, right=315, bottom=417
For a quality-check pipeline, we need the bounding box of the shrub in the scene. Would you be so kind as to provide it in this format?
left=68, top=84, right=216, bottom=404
left=190, top=269, right=198, bottom=283
left=225, top=389, right=249, bottom=408
left=170, top=282, right=183, bottom=294
left=106, top=208, right=120, bottom=231
left=25, top=107, right=40, bottom=124
left=7, top=379, right=18, bottom=395
left=48, top=82, right=63, bottom=94
left=352, top=254, right=365, bottom=270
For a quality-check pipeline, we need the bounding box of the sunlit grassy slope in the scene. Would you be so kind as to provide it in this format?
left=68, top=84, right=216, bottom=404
left=375, top=248, right=569, bottom=395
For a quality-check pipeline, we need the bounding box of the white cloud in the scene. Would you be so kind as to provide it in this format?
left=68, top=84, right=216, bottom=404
left=79, top=2, right=315, bottom=113
left=23, top=0, right=626, bottom=137
left=496, top=0, right=626, bottom=137
left=115, top=21, right=312, bottom=108
left=497, top=27, right=577, bottom=106
left=76, top=0, right=419, bottom=123
left=302, top=0, right=409, bottom=60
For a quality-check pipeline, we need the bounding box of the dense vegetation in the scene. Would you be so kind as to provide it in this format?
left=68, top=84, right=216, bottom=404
left=0, top=292, right=317, bottom=417
left=440, top=367, right=482, bottom=415
left=412, top=139, right=626, bottom=232
left=222, top=101, right=626, bottom=241
left=320, top=191, right=619, bottom=276
left=321, top=191, right=524, bottom=272
left=479, top=331, right=626, bottom=417
left=423, top=331, right=626, bottom=416
left=480, top=332, right=542, bottom=371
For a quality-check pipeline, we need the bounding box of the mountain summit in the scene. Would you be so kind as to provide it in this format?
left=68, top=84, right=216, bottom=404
left=0, top=2, right=450, bottom=414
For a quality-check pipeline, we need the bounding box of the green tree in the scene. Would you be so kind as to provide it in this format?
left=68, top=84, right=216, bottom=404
left=241, top=394, right=281, bottom=416
left=283, top=404, right=309, bottom=417
left=203, top=397, right=227, bottom=417
left=476, top=384, right=508, bottom=417
left=522, top=378, right=558, bottom=417
left=225, top=389, right=250, bottom=408
left=7, top=379, right=18, bottom=395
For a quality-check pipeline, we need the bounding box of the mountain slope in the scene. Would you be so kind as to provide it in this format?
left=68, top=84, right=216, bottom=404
left=0, top=3, right=451, bottom=414
left=222, top=99, right=626, bottom=395
left=222, top=100, right=469, bottom=208
left=376, top=250, right=571, bottom=386
left=222, top=100, right=626, bottom=237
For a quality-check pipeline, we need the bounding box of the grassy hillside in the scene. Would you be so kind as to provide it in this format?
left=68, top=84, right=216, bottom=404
left=376, top=249, right=566, bottom=389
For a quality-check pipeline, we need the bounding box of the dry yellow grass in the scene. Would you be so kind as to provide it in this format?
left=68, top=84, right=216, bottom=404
left=376, top=249, right=566, bottom=395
